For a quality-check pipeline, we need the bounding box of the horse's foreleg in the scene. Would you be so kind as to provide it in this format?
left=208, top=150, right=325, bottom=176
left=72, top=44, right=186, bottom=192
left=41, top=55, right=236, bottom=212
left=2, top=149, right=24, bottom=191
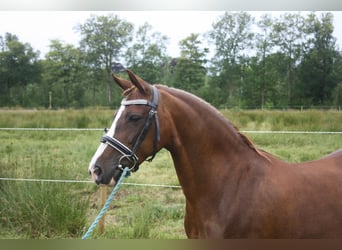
left=184, top=202, right=200, bottom=238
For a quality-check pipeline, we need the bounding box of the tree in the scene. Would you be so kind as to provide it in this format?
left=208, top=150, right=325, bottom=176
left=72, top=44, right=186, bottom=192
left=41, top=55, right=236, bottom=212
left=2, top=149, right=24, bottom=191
left=77, top=14, right=134, bottom=105
left=125, top=22, right=169, bottom=83
left=272, top=13, right=304, bottom=107
left=41, top=40, right=89, bottom=108
left=254, top=14, right=276, bottom=109
left=297, top=12, right=340, bottom=106
left=208, top=12, right=254, bottom=106
left=0, top=33, right=41, bottom=106
left=332, top=51, right=342, bottom=107
left=243, top=52, right=288, bottom=108
left=172, top=33, right=208, bottom=93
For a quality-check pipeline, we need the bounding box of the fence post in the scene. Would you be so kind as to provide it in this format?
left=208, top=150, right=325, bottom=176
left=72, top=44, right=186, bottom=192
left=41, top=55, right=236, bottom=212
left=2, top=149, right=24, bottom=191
left=99, top=186, right=107, bottom=234
left=48, top=91, right=52, bottom=109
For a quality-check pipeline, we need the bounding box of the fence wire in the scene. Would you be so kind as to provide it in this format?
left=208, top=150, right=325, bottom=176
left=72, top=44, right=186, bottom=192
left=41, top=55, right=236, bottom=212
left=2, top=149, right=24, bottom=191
left=1, top=127, right=341, bottom=134
left=0, top=177, right=182, bottom=188
left=1, top=127, right=341, bottom=187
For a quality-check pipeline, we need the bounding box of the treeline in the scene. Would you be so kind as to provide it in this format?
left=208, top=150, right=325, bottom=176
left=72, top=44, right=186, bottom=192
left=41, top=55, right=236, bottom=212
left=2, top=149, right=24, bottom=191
left=1, top=12, right=342, bottom=109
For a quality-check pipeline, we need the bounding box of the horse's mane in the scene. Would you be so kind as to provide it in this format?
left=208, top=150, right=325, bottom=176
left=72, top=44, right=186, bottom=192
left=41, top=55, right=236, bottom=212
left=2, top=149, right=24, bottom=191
left=158, top=85, right=270, bottom=160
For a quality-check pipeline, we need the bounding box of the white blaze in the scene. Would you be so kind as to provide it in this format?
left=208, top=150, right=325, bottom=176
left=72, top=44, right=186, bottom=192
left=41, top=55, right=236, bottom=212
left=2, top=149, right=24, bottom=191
left=88, top=105, right=126, bottom=177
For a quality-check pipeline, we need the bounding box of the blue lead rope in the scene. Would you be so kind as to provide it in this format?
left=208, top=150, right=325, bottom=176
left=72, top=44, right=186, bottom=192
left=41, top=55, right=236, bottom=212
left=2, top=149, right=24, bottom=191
left=82, top=167, right=131, bottom=239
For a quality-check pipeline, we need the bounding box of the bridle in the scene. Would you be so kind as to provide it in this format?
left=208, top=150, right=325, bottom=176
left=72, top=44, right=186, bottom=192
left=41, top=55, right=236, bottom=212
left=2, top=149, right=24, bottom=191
left=101, top=85, right=160, bottom=173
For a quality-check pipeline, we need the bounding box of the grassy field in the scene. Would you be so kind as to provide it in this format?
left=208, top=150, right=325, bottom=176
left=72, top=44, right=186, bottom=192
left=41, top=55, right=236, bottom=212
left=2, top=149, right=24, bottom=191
left=0, top=108, right=341, bottom=239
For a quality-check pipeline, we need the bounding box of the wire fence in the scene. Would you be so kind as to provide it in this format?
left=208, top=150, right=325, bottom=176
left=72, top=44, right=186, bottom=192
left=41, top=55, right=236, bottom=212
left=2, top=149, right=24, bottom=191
left=241, top=130, right=342, bottom=134
left=0, top=127, right=102, bottom=131
left=1, top=126, right=340, bottom=237
left=1, top=127, right=341, bottom=187
left=1, top=127, right=342, bottom=134
left=0, top=127, right=183, bottom=188
left=0, top=177, right=181, bottom=188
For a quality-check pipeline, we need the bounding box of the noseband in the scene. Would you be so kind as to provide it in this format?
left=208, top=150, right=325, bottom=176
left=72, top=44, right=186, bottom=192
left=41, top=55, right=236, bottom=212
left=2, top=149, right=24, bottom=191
left=101, top=85, right=160, bottom=172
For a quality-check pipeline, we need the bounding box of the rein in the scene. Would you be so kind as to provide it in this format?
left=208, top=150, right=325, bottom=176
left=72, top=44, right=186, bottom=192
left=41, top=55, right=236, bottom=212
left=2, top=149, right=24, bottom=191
left=82, top=167, right=131, bottom=239
left=101, top=85, right=160, bottom=172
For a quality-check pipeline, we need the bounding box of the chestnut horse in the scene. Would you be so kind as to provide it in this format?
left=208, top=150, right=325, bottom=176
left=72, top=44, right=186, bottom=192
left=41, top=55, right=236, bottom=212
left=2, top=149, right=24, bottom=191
left=88, top=70, right=342, bottom=238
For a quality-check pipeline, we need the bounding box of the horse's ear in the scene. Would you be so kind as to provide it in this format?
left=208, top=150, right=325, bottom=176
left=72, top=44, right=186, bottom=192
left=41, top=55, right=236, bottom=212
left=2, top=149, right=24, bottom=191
left=112, top=74, right=133, bottom=91
left=126, top=69, right=150, bottom=94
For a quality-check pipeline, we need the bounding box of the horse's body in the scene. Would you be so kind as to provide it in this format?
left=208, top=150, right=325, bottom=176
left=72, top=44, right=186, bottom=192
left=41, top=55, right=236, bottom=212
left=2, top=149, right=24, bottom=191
left=88, top=70, right=342, bottom=238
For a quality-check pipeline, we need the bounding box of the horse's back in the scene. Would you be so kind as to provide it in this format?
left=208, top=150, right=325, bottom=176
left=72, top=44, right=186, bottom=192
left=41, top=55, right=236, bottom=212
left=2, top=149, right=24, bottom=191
left=294, top=148, right=342, bottom=170
left=231, top=149, right=342, bottom=238
left=321, top=148, right=342, bottom=162
left=293, top=148, right=342, bottom=186
left=265, top=148, right=342, bottom=238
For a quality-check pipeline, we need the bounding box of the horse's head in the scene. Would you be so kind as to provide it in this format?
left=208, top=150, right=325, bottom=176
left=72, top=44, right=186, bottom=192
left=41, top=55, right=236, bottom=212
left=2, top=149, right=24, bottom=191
left=88, top=70, right=161, bottom=185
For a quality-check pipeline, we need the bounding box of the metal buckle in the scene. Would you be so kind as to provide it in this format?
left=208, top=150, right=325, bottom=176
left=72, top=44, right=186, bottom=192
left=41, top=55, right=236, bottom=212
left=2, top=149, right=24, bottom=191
left=118, top=154, right=138, bottom=172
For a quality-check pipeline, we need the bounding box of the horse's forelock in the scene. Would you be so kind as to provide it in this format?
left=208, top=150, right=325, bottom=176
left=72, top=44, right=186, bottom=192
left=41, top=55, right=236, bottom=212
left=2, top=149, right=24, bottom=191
left=122, top=86, right=136, bottom=97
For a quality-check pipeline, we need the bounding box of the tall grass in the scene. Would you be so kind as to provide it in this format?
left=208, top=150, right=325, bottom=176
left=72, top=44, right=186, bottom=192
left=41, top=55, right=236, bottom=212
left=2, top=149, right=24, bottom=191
left=0, top=108, right=113, bottom=128
left=89, top=187, right=186, bottom=239
left=0, top=181, right=89, bottom=238
left=222, top=109, right=342, bottom=132
left=0, top=139, right=91, bottom=238
left=0, top=108, right=341, bottom=238
left=0, top=129, right=96, bottom=238
left=2, top=108, right=341, bottom=131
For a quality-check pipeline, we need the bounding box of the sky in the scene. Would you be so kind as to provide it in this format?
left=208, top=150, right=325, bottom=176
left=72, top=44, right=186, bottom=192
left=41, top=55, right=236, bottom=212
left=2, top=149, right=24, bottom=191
left=0, top=11, right=342, bottom=59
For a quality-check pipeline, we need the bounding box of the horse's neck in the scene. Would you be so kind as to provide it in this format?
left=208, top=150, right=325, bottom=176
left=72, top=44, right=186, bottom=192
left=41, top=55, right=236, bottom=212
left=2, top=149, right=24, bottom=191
left=162, top=87, right=256, bottom=156
left=160, top=87, right=269, bottom=201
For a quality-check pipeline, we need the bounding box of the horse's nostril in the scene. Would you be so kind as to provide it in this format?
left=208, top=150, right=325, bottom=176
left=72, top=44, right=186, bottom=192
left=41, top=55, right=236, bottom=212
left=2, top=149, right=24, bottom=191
left=94, top=165, right=102, bottom=176
left=93, top=165, right=104, bottom=185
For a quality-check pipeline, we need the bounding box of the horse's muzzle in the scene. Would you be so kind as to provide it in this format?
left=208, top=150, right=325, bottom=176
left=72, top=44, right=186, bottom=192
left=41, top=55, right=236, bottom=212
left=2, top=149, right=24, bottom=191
left=89, top=164, right=123, bottom=186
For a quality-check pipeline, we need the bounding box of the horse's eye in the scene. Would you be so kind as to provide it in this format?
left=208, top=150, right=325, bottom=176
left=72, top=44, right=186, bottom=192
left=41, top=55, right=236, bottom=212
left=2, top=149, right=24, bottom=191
left=128, top=114, right=143, bottom=123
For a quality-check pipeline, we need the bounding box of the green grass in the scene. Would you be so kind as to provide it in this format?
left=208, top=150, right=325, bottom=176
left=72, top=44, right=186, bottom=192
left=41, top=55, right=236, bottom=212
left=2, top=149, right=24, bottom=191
left=0, top=129, right=95, bottom=239
left=0, top=108, right=112, bottom=128
left=222, top=109, right=342, bottom=132
left=0, top=108, right=341, bottom=238
left=249, top=133, right=341, bottom=162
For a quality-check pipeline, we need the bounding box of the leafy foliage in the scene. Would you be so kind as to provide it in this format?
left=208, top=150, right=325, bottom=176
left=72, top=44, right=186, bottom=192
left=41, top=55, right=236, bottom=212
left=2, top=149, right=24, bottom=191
left=172, top=33, right=208, bottom=93
left=0, top=33, right=41, bottom=107
left=77, top=14, right=134, bottom=106
left=125, top=22, right=169, bottom=83
left=1, top=12, right=342, bottom=109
